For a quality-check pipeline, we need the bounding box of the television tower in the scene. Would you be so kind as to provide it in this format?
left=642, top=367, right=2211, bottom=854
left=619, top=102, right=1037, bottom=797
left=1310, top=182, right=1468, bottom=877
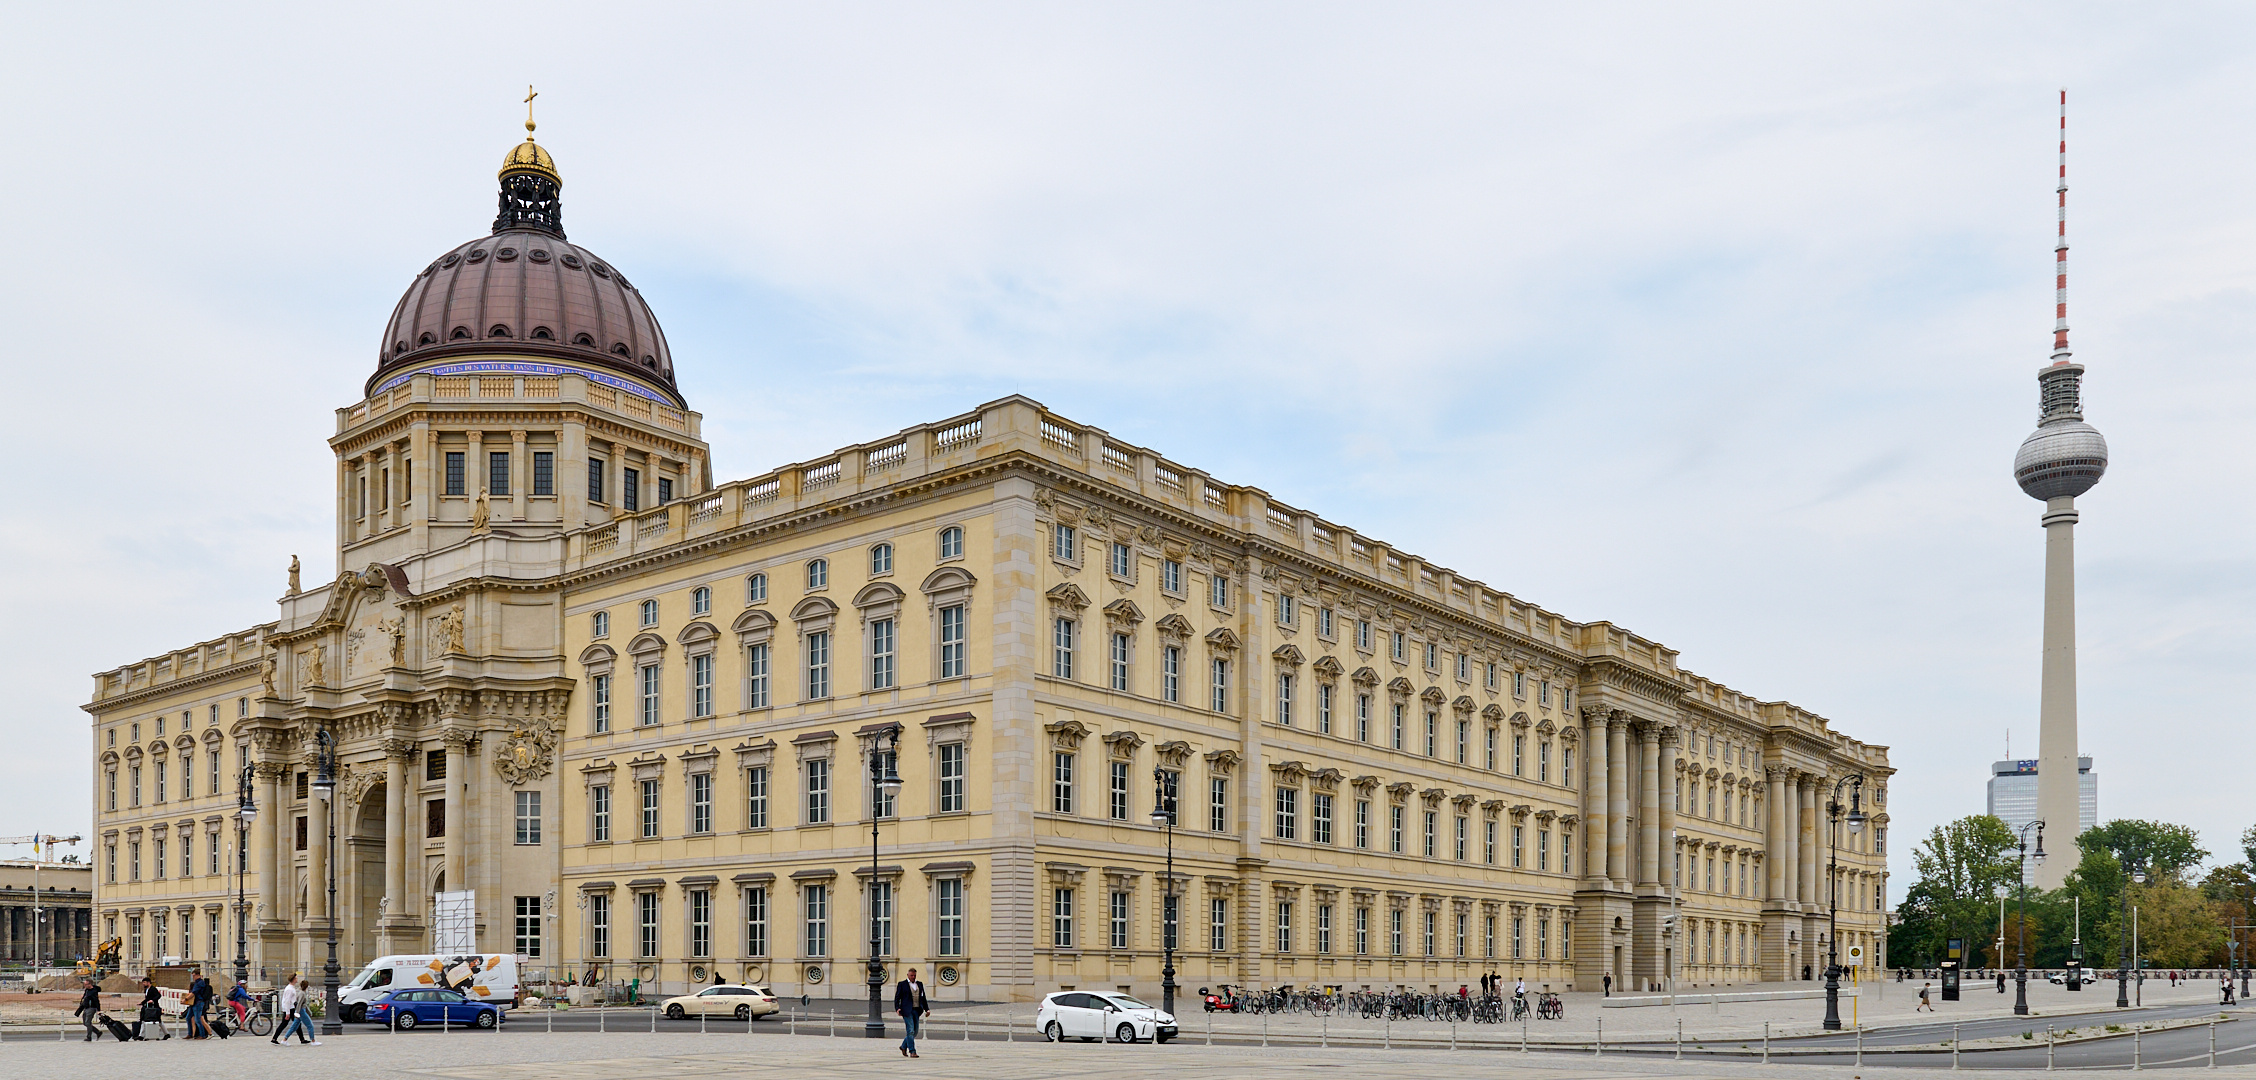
left=2013, top=90, right=2106, bottom=889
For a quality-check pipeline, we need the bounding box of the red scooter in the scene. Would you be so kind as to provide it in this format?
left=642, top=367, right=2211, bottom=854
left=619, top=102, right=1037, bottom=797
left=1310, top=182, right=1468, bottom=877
left=1200, top=985, right=1240, bottom=1013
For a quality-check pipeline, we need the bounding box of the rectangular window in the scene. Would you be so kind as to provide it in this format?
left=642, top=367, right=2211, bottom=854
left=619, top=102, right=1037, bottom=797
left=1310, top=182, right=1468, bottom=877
left=1052, top=617, right=1075, bottom=679
left=1354, top=799, right=1369, bottom=848
left=180, top=749, right=191, bottom=795
left=744, top=887, right=768, bottom=956
left=1109, top=632, right=1130, bottom=691
left=1563, top=831, right=1574, bottom=876
left=1389, top=805, right=1404, bottom=853
left=637, top=892, right=660, bottom=958
left=1390, top=704, right=1404, bottom=750
left=1356, top=619, right=1372, bottom=650
left=1456, top=653, right=1468, bottom=680
left=1355, top=907, right=1369, bottom=955
left=1512, top=916, right=1524, bottom=959
left=868, top=618, right=896, bottom=689
left=1052, top=752, right=1074, bottom=814
left=1484, top=915, right=1496, bottom=958
left=1317, top=903, right=1333, bottom=954
left=638, top=663, right=661, bottom=726
left=1484, top=726, right=1496, bottom=770
left=590, top=893, right=611, bottom=957
left=1110, top=541, right=1132, bottom=577
left=153, top=837, right=165, bottom=879
left=1422, top=811, right=1437, bottom=858
left=1486, top=661, right=1497, bottom=689
left=937, top=878, right=964, bottom=956
left=745, top=644, right=770, bottom=709
left=1162, top=894, right=1178, bottom=952
left=516, top=896, right=543, bottom=957
left=1276, top=901, right=1293, bottom=953
left=1274, top=785, right=1297, bottom=840
left=742, top=765, right=768, bottom=829
left=1424, top=911, right=1437, bottom=957
left=206, top=831, right=218, bottom=876
left=1317, top=683, right=1332, bottom=734
left=805, top=630, right=831, bottom=699
left=691, top=653, right=715, bottom=716
left=1210, top=658, right=1229, bottom=712
left=803, top=884, right=828, bottom=957
left=588, top=458, right=606, bottom=502
left=657, top=477, right=673, bottom=504
left=1053, top=888, right=1075, bottom=948
left=590, top=784, right=611, bottom=841
left=532, top=451, right=554, bottom=495
left=1456, top=912, right=1468, bottom=957
left=156, top=762, right=166, bottom=803
left=425, top=798, right=445, bottom=838
left=1513, top=734, right=1525, bottom=776
left=1453, top=815, right=1467, bottom=860
left=589, top=671, right=612, bottom=732
left=1277, top=593, right=1296, bottom=626
left=1110, top=891, right=1130, bottom=949
left=937, top=743, right=965, bottom=813
left=1539, top=828, right=1550, bottom=871
left=690, top=772, right=713, bottom=833
left=1512, top=824, right=1525, bottom=867
left=1390, top=909, right=1404, bottom=955
left=488, top=451, right=511, bottom=496
left=1162, top=559, right=1182, bottom=594
left=1109, top=760, right=1129, bottom=821
left=1052, top=523, right=1076, bottom=561
left=1319, top=607, right=1334, bottom=637
left=1161, top=646, right=1181, bottom=703
left=639, top=778, right=661, bottom=838
left=869, top=748, right=898, bottom=818
left=1209, top=777, right=1228, bottom=832
left=1456, top=720, right=1468, bottom=764
left=1311, top=792, right=1332, bottom=845
left=129, top=841, right=141, bottom=881
left=1210, top=573, right=1229, bottom=608
left=1210, top=898, right=1228, bottom=951
left=1424, top=711, right=1436, bottom=756
left=1392, top=631, right=1405, bottom=661
left=105, top=770, right=115, bottom=812
left=515, top=790, right=542, bottom=845
left=869, top=880, right=893, bottom=956
left=622, top=467, right=640, bottom=511
left=445, top=451, right=465, bottom=495
left=1541, top=741, right=1551, bottom=783
left=805, top=759, right=830, bottom=823
left=1276, top=673, right=1293, bottom=726
left=925, top=603, right=965, bottom=680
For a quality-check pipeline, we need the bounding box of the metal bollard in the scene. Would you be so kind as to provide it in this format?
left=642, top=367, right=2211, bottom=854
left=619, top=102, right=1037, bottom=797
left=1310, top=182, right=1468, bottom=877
left=600, top=1003, right=606, bottom=1033
left=650, top=1006, right=656, bottom=1033
left=828, top=1009, right=834, bottom=1037
left=1952, top=1023, right=1959, bottom=1070
left=1322, top=1011, right=1327, bottom=1048
left=2211, top=1018, right=2218, bottom=1069
left=1451, top=1018, right=1456, bottom=1051
left=1856, top=1023, right=1862, bottom=1066
left=1384, top=1009, right=1390, bottom=1049
left=701, top=1007, right=707, bottom=1036
left=2134, top=1027, right=2142, bottom=1071
left=1675, top=1018, right=1681, bottom=1060
left=963, top=1011, right=968, bottom=1041
left=1762, top=1021, right=1769, bottom=1064
left=1595, top=1015, right=1602, bottom=1057
left=1521, top=1010, right=1528, bottom=1054
left=2047, top=1026, right=2054, bottom=1071
left=1262, top=1010, right=1268, bottom=1047
left=548, top=1005, right=553, bottom=1035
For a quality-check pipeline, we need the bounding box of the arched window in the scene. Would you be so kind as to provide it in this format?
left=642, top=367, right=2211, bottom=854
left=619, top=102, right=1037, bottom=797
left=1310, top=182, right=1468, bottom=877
left=692, top=587, right=711, bottom=615
left=937, top=526, right=964, bottom=561
left=806, top=559, right=828, bottom=590
left=869, top=543, right=893, bottom=576
left=591, top=611, right=610, bottom=638
left=640, top=599, right=659, bottom=628
left=488, top=324, right=512, bottom=338
left=745, top=573, right=767, bottom=604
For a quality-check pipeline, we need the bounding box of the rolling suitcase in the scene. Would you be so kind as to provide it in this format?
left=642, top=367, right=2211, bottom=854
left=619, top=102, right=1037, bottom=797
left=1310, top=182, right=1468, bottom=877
left=101, top=1015, right=139, bottom=1042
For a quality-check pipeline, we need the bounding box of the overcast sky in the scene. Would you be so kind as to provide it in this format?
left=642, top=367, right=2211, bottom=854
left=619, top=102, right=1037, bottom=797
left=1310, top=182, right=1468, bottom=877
left=3, top=5, right=2249, bottom=896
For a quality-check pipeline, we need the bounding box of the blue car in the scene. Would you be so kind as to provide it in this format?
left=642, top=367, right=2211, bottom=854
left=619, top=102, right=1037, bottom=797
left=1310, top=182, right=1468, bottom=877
left=366, top=987, right=505, bottom=1030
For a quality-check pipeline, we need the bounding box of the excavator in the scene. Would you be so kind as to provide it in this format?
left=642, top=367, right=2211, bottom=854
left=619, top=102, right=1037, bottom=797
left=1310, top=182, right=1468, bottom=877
left=75, top=937, right=120, bottom=980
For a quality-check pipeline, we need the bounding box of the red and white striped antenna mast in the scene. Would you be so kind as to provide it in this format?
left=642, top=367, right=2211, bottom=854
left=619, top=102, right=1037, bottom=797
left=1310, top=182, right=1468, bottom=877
left=2052, top=89, right=2071, bottom=362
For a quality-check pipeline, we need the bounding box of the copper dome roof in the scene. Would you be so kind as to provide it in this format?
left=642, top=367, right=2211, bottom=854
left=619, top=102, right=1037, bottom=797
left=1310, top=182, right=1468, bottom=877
left=367, top=139, right=681, bottom=405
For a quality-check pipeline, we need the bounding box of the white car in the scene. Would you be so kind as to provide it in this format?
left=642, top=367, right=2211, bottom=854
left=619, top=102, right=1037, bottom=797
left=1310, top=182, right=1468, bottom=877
left=1037, top=991, right=1177, bottom=1044
left=660, top=984, right=781, bottom=1020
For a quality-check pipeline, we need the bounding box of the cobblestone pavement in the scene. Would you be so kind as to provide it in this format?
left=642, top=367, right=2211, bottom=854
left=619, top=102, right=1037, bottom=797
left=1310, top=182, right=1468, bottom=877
left=10, top=1029, right=2256, bottom=1080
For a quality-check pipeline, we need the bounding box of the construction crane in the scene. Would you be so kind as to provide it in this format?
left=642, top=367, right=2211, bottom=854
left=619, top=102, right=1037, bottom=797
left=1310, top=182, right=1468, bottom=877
left=2, top=834, right=82, bottom=989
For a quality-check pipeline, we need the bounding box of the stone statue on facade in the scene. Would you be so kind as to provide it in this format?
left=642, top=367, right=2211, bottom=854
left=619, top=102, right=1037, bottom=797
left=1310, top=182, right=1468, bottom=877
left=287, top=555, right=301, bottom=595
left=472, top=492, right=491, bottom=532
left=381, top=615, right=406, bottom=665
left=436, top=602, right=466, bottom=655
left=260, top=651, right=278, bottom=696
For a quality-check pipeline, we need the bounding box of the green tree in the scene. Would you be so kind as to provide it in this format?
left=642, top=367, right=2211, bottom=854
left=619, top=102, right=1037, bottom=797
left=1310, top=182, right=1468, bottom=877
left=1893, top=815, right=2020, bottom=966
left=2076, top=820, right=2208, bottom=882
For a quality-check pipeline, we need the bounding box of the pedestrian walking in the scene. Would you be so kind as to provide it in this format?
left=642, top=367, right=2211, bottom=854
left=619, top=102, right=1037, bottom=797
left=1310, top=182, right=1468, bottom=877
left=137, top=976, right=169, bottom=1040
left=1916, top=982, right=1933, bottom=1012
left=185, top=968, right=213, bottom=1039
left=272, top=974, right=318, bottom=1045
left=894, top=967, right=929, bottom=1058
left=1601, top=973, right=1612, bottom=998
left=74, top=979, right=102, bottom=1041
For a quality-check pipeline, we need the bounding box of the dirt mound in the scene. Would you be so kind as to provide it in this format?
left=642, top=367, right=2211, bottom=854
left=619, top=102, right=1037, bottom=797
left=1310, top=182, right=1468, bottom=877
left=100, top=974, right=139, bottom=994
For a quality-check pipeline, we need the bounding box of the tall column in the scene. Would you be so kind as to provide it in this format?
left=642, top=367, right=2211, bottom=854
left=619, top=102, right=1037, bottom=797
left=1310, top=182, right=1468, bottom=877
left=443, top=732, right=469, bottom=892
left=1657, top=729, right=1678, bottom=890
left=307, top=777, right=329, bottom=921
left=384, top=747, right=408, bottom=919
left=1582, top=710, right=1608, bottom=886
left=255, top=765, right=282, bottom=922
left=1766, top=768, right=1788, bottom=901
left=2034, top=495, right=2084, bottom=887
left=1798, top=778, right=1819, bottom=906
left=1636, top=725, right=1661, bottom=886
left=1605, top=719, right=1629, bottom=886
left=510, top=429, right=528, bottom=521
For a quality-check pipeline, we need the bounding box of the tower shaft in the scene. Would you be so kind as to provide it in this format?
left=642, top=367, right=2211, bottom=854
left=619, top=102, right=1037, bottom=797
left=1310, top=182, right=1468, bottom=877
left=2033, top=495, right=2082, bottom=888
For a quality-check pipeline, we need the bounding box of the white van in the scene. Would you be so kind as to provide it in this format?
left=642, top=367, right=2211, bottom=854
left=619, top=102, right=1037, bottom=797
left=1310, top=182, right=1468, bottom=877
left=338, top=954, right=520, bottom=1022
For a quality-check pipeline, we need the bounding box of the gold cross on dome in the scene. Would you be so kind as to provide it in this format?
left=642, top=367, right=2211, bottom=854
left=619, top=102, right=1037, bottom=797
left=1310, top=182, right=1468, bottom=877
left=524, top=85, right=538, bottom=135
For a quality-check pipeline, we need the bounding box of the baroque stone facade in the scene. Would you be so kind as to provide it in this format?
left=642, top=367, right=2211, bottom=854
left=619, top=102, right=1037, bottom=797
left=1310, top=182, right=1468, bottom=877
left=85, top=134, right=1890, bottom=1000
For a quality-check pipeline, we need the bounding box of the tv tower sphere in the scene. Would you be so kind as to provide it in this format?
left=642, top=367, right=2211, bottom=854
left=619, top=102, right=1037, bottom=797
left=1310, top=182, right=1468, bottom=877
left=2014, top=377, right=2107, bottom=501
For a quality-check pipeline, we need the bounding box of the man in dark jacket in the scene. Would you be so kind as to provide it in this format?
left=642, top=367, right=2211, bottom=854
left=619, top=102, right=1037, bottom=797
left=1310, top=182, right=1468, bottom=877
left=893, top=968, right=929, bottom=1058
left=186, top=969, right=213, bottom=1039
left=75, top=979, right=102, bottom=1041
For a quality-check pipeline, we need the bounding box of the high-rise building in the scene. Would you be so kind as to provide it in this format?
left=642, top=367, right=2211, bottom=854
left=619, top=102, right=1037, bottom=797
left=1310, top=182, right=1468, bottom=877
left=1988, top=757, right=2096, bottom=878
left=2013, top=92, right=2107, bottom=891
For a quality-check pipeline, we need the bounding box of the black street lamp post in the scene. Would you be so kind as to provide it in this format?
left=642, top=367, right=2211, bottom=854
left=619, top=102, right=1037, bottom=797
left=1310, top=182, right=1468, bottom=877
left=2013, top=820, right=2047, bottom=1016
left=233, top=764, right=258, bottom=988
left=2116, top=858, right=2146, bottom=1009
left=1822, top=773, right=1867, bottom=1031
left=312, top=724, right=342, bottom=1035
left=1151, top=768, right=1179, bottom=1017
left=864, top=725, right=903, bottom=1039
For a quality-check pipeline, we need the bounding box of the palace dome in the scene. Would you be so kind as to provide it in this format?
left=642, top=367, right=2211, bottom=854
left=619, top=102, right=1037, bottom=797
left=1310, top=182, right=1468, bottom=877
left=367, top=137, right=680, bottom=406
